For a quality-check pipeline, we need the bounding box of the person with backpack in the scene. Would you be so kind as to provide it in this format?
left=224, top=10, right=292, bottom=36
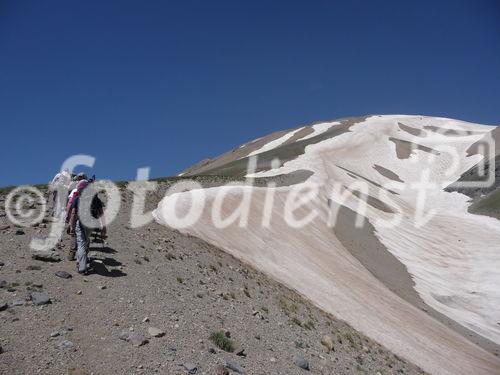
left=88, top=176, right=107, bottom=240
left=90, top=190, right=107, bottom=240
left=65, top=179, right=92, bottom=274
left=66, top=173, right=89, bottom=260
left=49, top=170, right=71, bottom=217
left=65, top=177, right=107, bottom=273
left=67, top=173, right=87, bottom=202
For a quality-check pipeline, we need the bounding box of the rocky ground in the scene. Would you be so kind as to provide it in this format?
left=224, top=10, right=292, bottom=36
left=0, top=181, right=425, bottom=375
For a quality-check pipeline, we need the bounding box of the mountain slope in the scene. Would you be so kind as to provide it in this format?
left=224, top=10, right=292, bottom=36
left=0, top=183, right=425, bottom=375
left=155, top=115, right=500, bottom=375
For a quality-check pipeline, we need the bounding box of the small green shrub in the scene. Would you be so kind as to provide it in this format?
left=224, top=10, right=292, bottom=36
left=209, top=331, right=234, bottom=352
left=303, top=320, right=315, bottom=330
left=209, top=264, right=218, bottom=273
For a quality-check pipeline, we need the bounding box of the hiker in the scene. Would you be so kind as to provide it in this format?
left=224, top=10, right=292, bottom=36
left=65, top=178, right=107, bottom=272
left=90, top=188, right=107, bottom=240
left=88, top=175, right=107, bottom=240
left=49, top=170, right=71, bottom=217
left=68, top=172, right=87, bottom=198
left=66, top=173, right=88, bottom=260
left=65, top=179, right=92, bottom=274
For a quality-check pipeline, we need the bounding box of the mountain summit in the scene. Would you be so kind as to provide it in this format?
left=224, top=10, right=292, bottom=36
left=155, top=115, right=500, bottom=375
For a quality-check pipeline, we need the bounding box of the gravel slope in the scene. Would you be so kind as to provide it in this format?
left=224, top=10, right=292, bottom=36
left=0, top=185, right=425, bottom=375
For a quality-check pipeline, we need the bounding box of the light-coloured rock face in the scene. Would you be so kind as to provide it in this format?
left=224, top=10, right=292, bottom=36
left=154, top=115, right=500, bottom=375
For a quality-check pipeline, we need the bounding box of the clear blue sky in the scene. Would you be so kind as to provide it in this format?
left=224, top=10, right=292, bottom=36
left=1, top=0, right=499, bottom=186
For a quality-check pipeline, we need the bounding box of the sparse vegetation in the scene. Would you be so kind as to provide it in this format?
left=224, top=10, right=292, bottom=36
left=243, top=284, right=251, bottom=298
left=278, top=296, right=298, bottom=316
left=291, top=317, right=302, bottom=327
left=209, top=331, right=234, bottom=352
left=209, top=264, right=218, bottom=273
left=165, top=252, right=176, bottom=260
left=343, top=331, right=359, bottom=348
left=303, top=319, right=315, bottom=330
left=0, top=185, right=16, bottom=195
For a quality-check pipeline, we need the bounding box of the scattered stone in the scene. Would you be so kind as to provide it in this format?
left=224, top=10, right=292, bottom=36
left=50, top=331, right=60, bottom=338
left=0, top=302, right=8, bottom=311
left=183, top=362, right=197, bottom=374
left=142, top=317, right=150, bottom=323
left=55, top=271, right=72, bottom=279
left=0, top=225, right=10, bottom=231
left=26, top=265, right=41, bottom=271
left=9, top=299, right=25, bottom=307
left=225, top=360, right=245, bottom=374
left=32, top=252, right=61, bottom=262
left=320, top=335, right=334, bottom=352
left=97, top=285, right=106, bottom=290
left=118, top=330, right=130, bottom=341
left=57, top=340, right=75, bottom=350
left=215, top=365, right=229, bottom=375
left=119, top=331, right=148, bottom=347
left=130, top=334, right=148, bottom=347
left=293, top=356, right=310, bottom=371
left=235, top=347, right=246, bottom=357
left=30, top=292, right=51, bottom=306
left=0, top=280, right=7, bottom=289
left=0, top=344, right=3, bottom=354
left=148, top=327, right=165, bottom=338
left=208, top=348, right=216, bottom=354
left=15, top=229, right=25, bottom=235
left=76, top=290, right=82, bottom=295
left=0, top=261, right=4, bottom=266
